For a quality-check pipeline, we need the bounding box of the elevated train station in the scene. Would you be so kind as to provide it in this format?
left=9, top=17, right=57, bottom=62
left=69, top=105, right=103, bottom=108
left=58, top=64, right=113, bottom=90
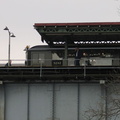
left=1, top=22, right=120, bottom=120
left=1, top=22, right=120, bottom=82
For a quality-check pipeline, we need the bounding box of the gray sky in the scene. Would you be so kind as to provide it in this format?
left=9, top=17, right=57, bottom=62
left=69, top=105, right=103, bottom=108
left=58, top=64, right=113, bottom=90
left=0, top=0, right=120, bottom=63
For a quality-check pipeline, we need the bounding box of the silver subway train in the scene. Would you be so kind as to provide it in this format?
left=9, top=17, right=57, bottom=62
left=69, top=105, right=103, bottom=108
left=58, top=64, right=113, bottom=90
left=25, top=45, right=120, bottom=66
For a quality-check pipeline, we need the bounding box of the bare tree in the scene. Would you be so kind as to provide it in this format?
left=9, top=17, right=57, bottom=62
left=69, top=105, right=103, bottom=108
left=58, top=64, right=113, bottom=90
left=84, top=71, right=120, bottom=120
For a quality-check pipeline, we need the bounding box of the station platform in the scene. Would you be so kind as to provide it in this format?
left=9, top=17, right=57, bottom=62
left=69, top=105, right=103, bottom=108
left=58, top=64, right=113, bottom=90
left=0, top=66, right=119, bottom=83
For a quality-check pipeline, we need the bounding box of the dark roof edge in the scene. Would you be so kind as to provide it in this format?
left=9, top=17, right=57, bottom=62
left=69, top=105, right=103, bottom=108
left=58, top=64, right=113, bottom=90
left=34, top=22, right=120, bottom=27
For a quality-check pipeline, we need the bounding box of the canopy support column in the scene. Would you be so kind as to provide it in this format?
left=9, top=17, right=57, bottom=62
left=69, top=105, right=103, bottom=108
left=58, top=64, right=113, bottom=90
left=63, top=40, right=68, bottom=66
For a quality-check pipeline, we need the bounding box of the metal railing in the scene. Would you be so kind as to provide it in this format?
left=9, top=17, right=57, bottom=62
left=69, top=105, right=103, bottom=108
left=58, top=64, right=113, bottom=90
left=0, top=57, right=119, bottom=67
left=0, top=58, right=119, bottom=79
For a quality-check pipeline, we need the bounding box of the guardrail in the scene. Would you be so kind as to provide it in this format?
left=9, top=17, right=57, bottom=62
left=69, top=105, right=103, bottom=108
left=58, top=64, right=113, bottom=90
left=0, top=59, right=25, bottom=67
left=0, top=58, right=119, bottom=80
left=0, top=57, right=120, bottom=67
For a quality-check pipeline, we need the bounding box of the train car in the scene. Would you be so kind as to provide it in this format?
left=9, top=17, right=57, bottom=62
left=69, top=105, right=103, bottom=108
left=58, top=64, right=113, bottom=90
left=25, top=45, right=120, bottom=66
left=25, top=45, right=75, bottom=66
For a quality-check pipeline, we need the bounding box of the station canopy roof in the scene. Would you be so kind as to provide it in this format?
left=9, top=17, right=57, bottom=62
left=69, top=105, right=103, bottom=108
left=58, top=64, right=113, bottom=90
left=34, top=22, right=120, bottom=48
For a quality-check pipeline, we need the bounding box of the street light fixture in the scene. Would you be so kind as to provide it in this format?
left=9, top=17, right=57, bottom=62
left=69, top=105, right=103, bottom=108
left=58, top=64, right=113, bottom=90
left=4, top=27, right=15, bottom=66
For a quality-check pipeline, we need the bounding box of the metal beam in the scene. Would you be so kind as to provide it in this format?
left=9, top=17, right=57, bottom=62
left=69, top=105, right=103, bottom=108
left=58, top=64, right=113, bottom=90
left=36, top=26, right=120, bottom=34
left=0, top=85, right=5, bottom=120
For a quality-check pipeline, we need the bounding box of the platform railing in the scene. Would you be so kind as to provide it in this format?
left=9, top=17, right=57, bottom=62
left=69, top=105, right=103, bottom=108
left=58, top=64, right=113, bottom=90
left=37, top=58, right=120, bottom=78
left=0, top=58, right=119, bottom=79
left=0, top=58, right=119, bottom=67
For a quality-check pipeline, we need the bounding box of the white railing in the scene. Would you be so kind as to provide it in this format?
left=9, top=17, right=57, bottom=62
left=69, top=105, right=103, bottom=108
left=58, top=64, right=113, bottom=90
left=0, top=58, right=119, bottom=79
left=0, top=59, right=25, bottom=67
left=0, top=57, right=119, bottom=67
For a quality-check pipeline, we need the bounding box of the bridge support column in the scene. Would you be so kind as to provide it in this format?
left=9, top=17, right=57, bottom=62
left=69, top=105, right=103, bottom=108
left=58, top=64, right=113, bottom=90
left=100, top=83, right=107, bottom=120
left=0, top=85, right=5, bottom=120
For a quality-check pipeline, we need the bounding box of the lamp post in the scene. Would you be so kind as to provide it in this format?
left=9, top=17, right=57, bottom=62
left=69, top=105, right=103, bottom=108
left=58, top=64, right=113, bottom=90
left=4, top=27, right=15, bottom=66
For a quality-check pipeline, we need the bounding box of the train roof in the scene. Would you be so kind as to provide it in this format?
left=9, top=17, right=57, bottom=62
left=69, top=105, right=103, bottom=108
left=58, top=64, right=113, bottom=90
left=29, top=45, right=120, bottom=51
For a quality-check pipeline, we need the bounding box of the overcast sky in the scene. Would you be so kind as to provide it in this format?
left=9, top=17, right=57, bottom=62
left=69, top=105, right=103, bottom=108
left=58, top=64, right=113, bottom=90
left=0, top=0, right=120, bottom=63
